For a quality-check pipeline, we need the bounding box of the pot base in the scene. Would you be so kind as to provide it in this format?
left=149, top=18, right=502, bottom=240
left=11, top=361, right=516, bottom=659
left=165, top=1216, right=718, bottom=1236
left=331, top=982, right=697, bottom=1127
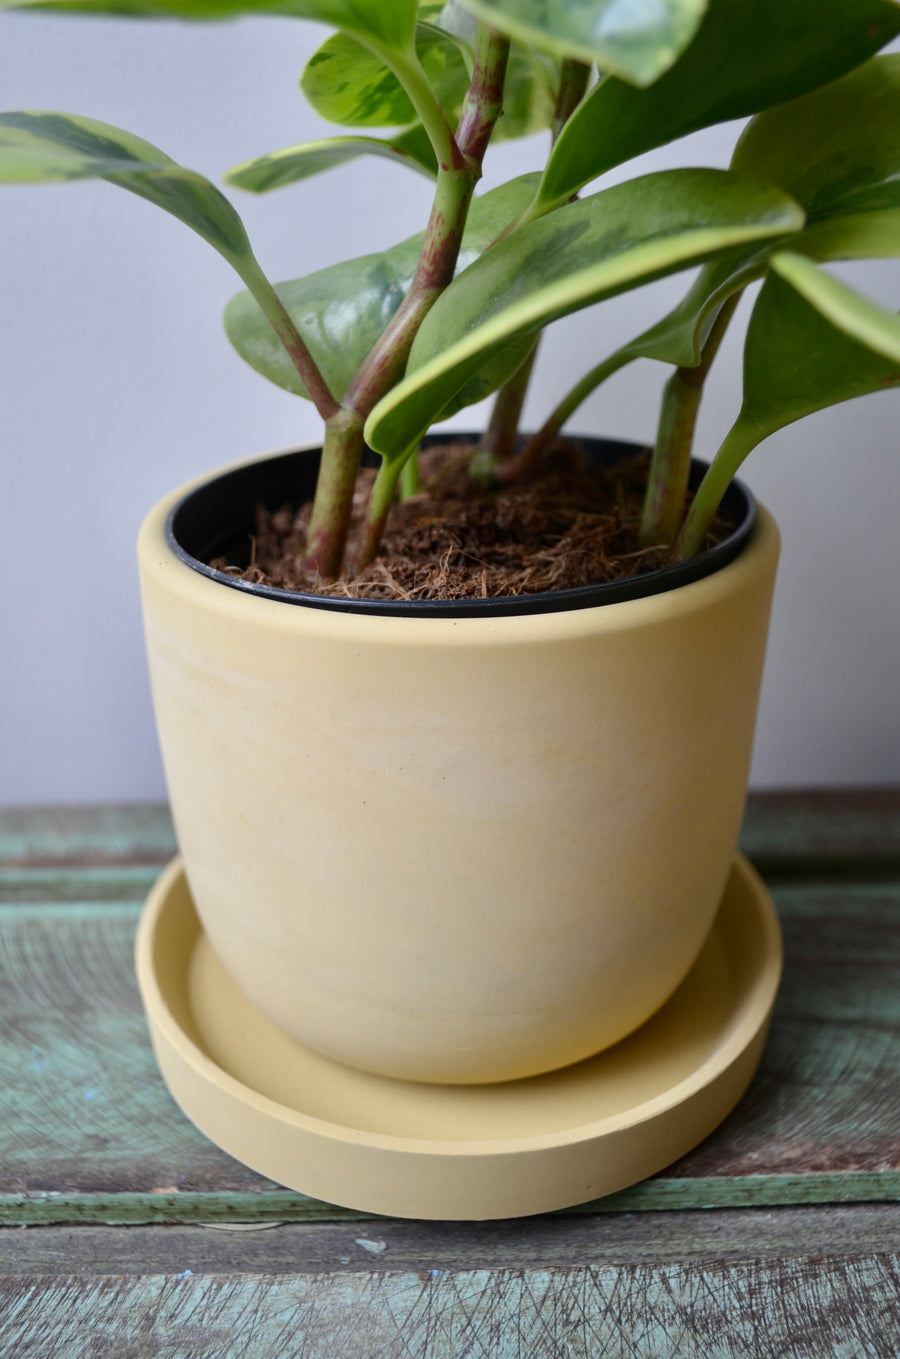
left=136, top=854, right=781, bottom=1220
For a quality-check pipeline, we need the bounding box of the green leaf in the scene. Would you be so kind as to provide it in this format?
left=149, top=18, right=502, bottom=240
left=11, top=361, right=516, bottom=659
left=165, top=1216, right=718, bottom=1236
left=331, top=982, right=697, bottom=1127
left=301, top=25, right=468, bottom=128
left=534, top=0, right=900, bottom=212
left=626, top=52, right=900, bottom=369
left=223, top=173, right=539, bottom=400
left=300, top=22, right=555, bottom=142
left=753, top=253, right=900, bottom=401
left=731, top=54, right=900, bottom=240
left=365, top=168, right=805, bottom=458
left=494, top=44, right=558, bottom=142
left=0, top=110, right=255, bottom=266
left=1, top=0, right=418, bottom=52
left=679, top=252, right=900, bottom=554
left=457, top=0, right=707, bottom=86
left=225, top=128, right=436, bottom=193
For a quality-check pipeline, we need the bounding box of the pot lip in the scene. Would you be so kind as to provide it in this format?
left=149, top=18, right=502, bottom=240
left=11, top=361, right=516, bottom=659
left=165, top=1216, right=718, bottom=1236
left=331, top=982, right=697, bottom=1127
left=161, top=436, right=758, bottom=620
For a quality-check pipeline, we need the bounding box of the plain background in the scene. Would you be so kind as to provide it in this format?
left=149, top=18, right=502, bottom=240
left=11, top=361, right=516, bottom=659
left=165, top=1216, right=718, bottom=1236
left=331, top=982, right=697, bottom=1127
left=1, top=13, right=898, bottom=804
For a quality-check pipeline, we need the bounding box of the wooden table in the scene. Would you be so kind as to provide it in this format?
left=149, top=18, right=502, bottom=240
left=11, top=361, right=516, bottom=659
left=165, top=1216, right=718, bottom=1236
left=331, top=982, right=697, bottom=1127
left=2, top=792, right=899, bottom=1357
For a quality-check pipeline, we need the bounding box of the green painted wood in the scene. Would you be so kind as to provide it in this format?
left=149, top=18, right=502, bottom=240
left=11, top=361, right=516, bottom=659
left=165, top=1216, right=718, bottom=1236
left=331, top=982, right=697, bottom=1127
left=1, top=878, right=899, bottom=1224
left=2, top=1172, right=900, bottom=1229
left=2, top=792, right=898, bottom=875
left=739, top=788, right=900, bottom=874
left=4, top=1203, right=900, bottom=1275
left=0, top=865, right=162, bottom=904
left=0, top=804, right=175, bottom=868
left=1, top=1255, right=898, bottom=1358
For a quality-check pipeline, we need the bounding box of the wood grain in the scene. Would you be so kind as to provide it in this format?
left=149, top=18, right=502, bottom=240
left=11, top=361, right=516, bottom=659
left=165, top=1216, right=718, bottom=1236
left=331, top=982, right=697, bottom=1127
left=1, top=798, right=899, bottom=1351
left=1, top=1254, right=898, bottom=1358
left=0, top=804, right=175, bottom=870
left=2, top=1204, right=900, bottom=1275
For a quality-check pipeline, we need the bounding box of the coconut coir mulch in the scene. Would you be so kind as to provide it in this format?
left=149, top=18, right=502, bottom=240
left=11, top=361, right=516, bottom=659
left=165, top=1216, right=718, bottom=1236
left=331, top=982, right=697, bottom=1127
left=213, top=442, right=725, bottom=603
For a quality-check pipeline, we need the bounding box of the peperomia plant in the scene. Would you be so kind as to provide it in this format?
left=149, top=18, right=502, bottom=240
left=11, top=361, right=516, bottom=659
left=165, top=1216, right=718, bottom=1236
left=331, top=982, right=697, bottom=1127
left=2, top=0, right=900, bottom=584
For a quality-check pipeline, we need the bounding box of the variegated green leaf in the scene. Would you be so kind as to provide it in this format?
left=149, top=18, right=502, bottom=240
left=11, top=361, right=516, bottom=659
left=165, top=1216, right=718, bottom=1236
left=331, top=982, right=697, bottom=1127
left=365, top=168, right=804, bottom=459
left=533, top=0, right=900, bottom=213
left=300, top=24, right=555, bottom=142
left=301, top=24, right=468, bottom=128
left=495, top=44, right=558, bottom=142
left=0, top=111, right=254, bottom=266
left=731, top=54, right=900, bottom=251
left=770, top=252, right=900, bottom=365
left=0, top=0, right=418, bottom=53
left=226, top=128, right=436, bottom=193
left=223, top=174, right=539, bottom=400
left=626, top=53, right=900, bottom=369
left=679, top=252, right=900, bottom=554
left=457, top=0, right=707, bottom=86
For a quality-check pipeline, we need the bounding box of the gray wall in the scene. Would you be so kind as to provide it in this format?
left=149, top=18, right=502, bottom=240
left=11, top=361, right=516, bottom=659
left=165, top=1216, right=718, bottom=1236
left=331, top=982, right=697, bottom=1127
left=2, top=15, right=898, bottom=803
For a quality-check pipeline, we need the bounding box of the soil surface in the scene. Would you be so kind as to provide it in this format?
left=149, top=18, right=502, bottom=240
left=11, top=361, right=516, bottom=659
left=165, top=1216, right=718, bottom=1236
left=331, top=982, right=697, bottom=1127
left=212, top=442, right=727, bottom=602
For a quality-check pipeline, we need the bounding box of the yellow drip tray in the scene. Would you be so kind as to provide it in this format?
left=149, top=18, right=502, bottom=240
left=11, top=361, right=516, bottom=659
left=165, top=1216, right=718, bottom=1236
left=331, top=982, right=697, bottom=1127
left=136, top=853, right=781, bottom=1220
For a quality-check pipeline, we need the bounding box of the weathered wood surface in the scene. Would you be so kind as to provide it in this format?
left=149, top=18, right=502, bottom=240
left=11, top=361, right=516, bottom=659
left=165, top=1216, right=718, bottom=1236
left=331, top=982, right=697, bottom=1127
left=2, top=1251, right=899, bottom=1358
left=1, top=880, right=899, bottom=1223
left=1, top=797, right=899, bottom=1355
left=2, top=1204, right=900, bottom=1275
left=1, top=798, right=900, bottom=1228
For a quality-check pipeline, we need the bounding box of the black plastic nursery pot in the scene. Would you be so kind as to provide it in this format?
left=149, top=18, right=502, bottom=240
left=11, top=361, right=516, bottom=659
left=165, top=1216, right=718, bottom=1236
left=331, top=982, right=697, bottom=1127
left=166, top=434, right=757, bottom=617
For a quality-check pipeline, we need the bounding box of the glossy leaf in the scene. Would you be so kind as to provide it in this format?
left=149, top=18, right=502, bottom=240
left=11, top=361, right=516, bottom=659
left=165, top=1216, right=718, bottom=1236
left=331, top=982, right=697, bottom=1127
left=495, top=44, right=558, bottom=142
left=0, top=0, right=418, bottom=52
left=365, top=169, right=804, bottom=458
left=679, top=253, right=900, bottom=553
left=225, top=128, right=436, bottom=193
left=769, top=252, right=900, bottom=365
left=301, top=24, right=555, bottom=142
left=731, top=54, right=900, bottom=238
left=223, top=174, right=539, bottom=400
left=457, top=0, right=707, bottom=86
left=627, top=53, right=900, bottom=368
left=534, top=0, right=900, bottom=213
left=301, top=26, right=467, bottom=128
left=0, top=111, right=254, bottom=266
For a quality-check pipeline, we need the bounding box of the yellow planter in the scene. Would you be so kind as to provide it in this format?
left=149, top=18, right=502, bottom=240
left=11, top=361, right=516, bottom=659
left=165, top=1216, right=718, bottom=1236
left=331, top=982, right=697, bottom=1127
left=138, top=446, right=779, bottom=1085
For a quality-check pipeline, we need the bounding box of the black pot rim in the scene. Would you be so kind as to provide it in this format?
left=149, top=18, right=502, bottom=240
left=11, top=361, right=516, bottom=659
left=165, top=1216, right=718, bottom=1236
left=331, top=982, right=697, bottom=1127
left=166, top=435, right=757, bottom=619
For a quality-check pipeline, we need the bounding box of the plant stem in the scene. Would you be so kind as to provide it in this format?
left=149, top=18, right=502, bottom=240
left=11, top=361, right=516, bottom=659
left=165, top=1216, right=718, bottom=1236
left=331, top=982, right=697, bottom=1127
left=495, top=350, right=633, bottom=484
left=674, top=418, right=756, bottom=559
left=385, top=43, right=460, bottom=171
left=303, top=408, right=365, bottom=579
left=238, top=259, right=338, bottom=422
left=302, top=23, right=512, bottom=579
left=354, top=451, right=409, bottom=573
left=341, top=165, right=479, bottom=418
left=400, top=448, right=421, bottom=499
left=475, top=341, right=540, bottom=475
left=639, top=292, right=740, bottom=548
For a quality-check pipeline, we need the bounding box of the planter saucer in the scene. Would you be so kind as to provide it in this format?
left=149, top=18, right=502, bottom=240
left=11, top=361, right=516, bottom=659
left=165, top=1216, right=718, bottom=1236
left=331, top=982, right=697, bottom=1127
left=136, top=854, right=781, bottom=1221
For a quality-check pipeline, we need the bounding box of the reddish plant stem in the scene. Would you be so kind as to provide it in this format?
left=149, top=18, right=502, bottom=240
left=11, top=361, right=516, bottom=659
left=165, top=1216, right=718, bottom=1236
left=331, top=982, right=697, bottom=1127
left=254, top=278, right=340, bottom=422
left=302, top=409, right=365, bottom=579
left=639, top=291, right=741, bottom=549
left=305, top=23, right=512, bottom=579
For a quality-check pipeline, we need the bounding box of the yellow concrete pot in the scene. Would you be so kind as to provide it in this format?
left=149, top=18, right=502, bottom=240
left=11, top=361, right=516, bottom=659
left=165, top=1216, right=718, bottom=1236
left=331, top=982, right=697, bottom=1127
left=138, top=444, right=779, bottom=1085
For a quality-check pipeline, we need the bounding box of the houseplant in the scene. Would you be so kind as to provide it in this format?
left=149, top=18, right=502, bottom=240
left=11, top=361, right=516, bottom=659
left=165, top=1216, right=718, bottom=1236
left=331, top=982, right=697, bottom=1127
left=3, top=0, right=900, bottom=1213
